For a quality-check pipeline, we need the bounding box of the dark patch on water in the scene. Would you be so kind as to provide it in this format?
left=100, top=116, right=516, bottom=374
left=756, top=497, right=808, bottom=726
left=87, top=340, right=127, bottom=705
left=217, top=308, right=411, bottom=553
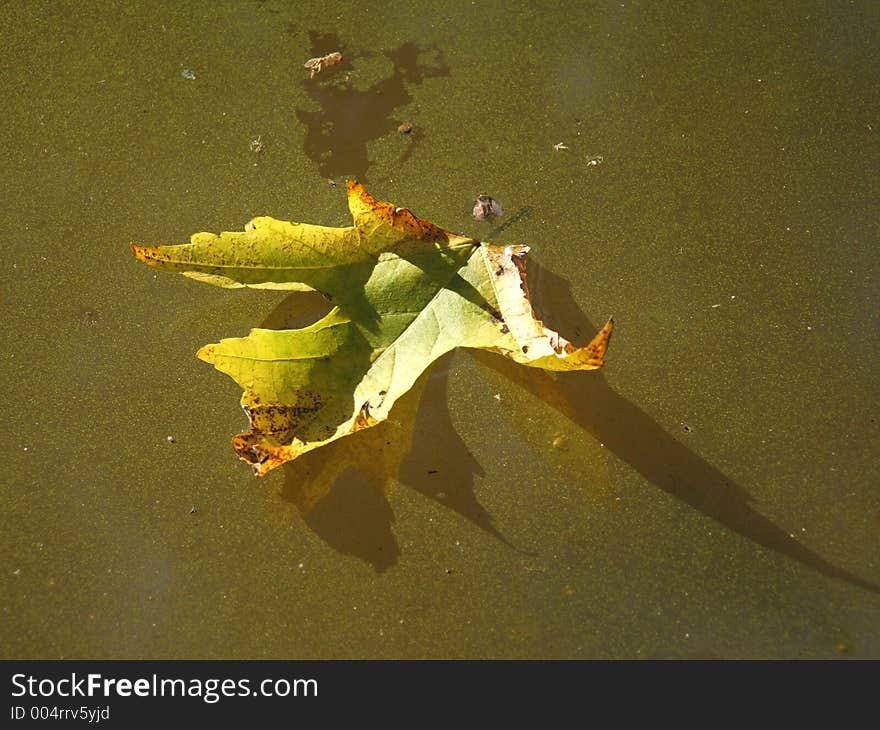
left=296, top=31, right=449, bottom=180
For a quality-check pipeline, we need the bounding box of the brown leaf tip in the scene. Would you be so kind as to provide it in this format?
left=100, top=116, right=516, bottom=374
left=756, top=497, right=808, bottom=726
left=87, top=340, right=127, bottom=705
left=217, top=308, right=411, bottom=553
left=130, top=242, right=162, bottom=267
left=346, top=180, right=447, bottom=242
left=585, top=318, right=614, bottom=363
left=232, top=433, right=292, bottom=477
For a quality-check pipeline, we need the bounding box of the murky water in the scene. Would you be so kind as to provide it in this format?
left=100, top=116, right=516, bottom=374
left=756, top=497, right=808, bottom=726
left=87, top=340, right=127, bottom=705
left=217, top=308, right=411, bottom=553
left=1, top=0, right=877, bottom=658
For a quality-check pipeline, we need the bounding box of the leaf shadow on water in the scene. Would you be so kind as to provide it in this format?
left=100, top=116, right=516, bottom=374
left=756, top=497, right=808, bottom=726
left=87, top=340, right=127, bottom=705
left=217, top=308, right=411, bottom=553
left=295, top=31, right=450, bottom=180
left=261, top=293, right=519, bottom=572
left=471, top=262, right=880, bottom=595
left=260, top=267, right=879, bottom=590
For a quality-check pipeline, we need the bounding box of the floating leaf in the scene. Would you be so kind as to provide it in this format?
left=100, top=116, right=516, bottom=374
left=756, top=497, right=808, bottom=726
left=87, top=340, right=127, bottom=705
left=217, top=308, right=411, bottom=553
left=131, top=182, right=612, bottom=476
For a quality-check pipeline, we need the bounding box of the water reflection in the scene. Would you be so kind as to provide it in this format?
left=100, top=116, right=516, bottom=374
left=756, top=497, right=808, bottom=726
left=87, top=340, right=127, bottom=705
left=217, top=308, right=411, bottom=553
left=295, top=32, right=449, bottom=180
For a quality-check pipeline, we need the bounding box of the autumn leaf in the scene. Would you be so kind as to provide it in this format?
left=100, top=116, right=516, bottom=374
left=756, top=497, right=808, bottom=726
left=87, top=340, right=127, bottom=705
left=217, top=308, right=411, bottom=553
left=131, top=182, right=612, bottom=476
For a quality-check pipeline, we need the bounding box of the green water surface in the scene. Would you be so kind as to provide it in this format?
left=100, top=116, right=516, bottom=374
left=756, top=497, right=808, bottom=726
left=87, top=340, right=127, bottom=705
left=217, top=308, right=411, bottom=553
left=1, top=0, right=877, bottom=658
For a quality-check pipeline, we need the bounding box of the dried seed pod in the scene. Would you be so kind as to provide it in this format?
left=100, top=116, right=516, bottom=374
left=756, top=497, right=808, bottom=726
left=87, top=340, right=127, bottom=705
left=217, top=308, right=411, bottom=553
left=303, top=51, right=342, bottom=78
left=472, top=194, right=503, bottom=221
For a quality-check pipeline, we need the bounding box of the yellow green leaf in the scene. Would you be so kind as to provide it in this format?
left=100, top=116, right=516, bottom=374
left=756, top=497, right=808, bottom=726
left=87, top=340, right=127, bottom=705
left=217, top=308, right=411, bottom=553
left=131, top=182, right=612, bottom=476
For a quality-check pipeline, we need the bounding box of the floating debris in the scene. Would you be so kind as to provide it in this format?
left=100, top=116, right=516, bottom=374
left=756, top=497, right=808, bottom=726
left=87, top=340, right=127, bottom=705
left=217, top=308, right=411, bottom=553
left=553, top=142, right=569, bottom=151
left=587, top=155, right=604, bottom=167
left=181, top=68, right=196, bottom=80
left=472, top=194, right=503, bottom=221
left=552, top=434, right=569, bottom=451
left=303, top=51, right=342, bottom=78
left=249, top=136, right=265, bottom=154
left=834, top=639, right=854, bottom=655
left=165, top=435, right=175, bottom=444
left=397, top=120, right=414, bottom=134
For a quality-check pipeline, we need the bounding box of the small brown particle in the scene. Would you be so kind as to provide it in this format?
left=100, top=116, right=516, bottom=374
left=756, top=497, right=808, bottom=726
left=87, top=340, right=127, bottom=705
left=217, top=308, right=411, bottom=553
left=834, top=640, right=854, bottom=655
left=397, top=120, right=414, bottom=134
left=77, top=306, right=100, bottom=326
left=472, top=194, right=503, bottom=221
left=303, top=51, right=342, bottom=78
left=552, top=435, right=569, bottom=451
